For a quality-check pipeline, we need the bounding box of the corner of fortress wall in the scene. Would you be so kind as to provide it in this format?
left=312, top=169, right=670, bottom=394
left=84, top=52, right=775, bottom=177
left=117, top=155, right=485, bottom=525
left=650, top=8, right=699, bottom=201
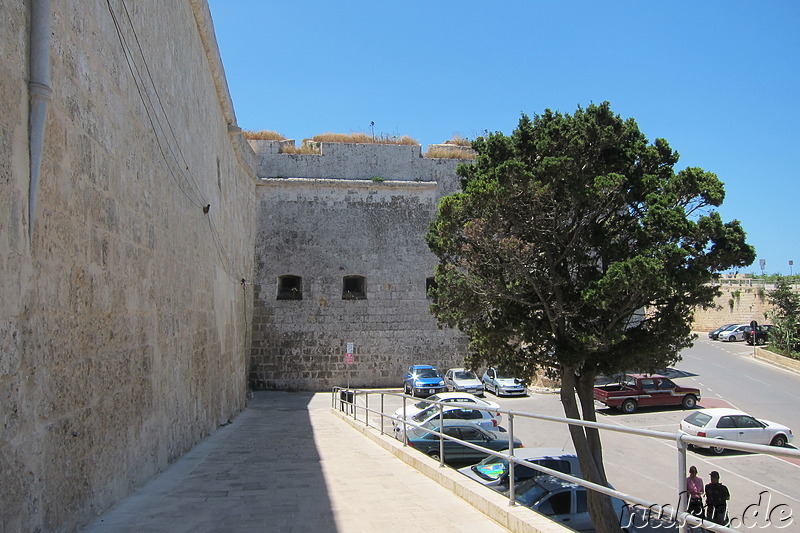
left=248, top=141, right=474, bottom=391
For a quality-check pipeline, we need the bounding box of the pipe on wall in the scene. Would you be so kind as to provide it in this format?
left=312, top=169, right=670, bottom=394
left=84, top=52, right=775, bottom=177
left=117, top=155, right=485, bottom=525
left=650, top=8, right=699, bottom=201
left=28, top=0, right=53, bottom=242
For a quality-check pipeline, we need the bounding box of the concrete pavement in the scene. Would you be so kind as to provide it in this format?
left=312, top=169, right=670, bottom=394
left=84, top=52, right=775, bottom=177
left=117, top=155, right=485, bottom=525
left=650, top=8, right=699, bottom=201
left=82, top=391, right=557, bottom=533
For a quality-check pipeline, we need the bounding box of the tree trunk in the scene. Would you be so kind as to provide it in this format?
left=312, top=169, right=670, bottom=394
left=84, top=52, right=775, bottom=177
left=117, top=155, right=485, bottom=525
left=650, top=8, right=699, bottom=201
left=560, top=365, right=624, bottom=533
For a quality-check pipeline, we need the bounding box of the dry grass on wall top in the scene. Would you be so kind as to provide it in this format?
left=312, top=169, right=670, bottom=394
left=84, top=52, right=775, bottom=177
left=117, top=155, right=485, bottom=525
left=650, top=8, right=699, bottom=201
left=425, top=147, right=476, bottom=159
left=442, top=134, right=472, bottom=147
left=310, top=132, right=419, bottom=145
left=242, top=129, right=287, bottom=141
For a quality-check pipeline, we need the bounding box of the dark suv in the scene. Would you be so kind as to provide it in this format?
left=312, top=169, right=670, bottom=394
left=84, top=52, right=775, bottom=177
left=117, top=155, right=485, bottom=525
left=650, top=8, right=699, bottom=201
left=746, top=324, right=774, bottom=345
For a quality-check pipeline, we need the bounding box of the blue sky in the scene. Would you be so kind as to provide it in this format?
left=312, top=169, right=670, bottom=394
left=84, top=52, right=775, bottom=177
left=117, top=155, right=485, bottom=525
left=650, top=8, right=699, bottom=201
left=207, top=1, right=799, bottom=276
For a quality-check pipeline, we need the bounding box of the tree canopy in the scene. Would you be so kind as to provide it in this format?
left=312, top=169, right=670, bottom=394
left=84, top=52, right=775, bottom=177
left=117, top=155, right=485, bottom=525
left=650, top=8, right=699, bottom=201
left=426, top=102, right=755, bottom=530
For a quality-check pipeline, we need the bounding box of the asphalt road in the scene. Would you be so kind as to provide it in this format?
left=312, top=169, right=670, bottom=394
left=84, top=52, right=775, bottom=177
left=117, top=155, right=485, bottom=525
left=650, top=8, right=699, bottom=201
left=365, top=338, right=800, bottom=531
left=487, top=339, right=800, bottom=532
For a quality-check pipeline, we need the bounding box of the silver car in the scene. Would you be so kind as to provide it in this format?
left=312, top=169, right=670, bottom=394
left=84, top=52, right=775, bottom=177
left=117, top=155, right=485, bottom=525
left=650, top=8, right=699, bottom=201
left=482, top=367, right=528, bottom=397
left=511, top=475, right=631, bottom=532
left=458, top=447, right=581, bottom=491
left=444, top=368, right=485, bottom=396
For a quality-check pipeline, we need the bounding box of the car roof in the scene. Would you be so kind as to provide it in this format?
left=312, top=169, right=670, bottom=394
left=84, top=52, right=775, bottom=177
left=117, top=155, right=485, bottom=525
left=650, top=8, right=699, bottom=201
left=528, top=474, right=582, bottom=491
left=627, top=373, right=667, bottom=379
left=430, top=392, right=480, bottom=399
left=411, top=364, right=436, bottom=369
left=687, top=407, right=745, bottom=418
left=512, top=447, right=578, bottom=460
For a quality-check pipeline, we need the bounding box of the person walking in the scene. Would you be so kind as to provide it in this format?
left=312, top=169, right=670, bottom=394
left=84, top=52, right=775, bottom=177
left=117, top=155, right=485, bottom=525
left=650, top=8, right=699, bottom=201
left=705, top=470, right=730, bottom=525
left=685, top=465, right=704, bottom=517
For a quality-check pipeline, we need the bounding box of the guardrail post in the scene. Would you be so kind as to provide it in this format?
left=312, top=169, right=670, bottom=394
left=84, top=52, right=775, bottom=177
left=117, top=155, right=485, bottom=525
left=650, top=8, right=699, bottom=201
left=508, top=412, right=516, bottom=506
left=438, top=407, right=445, bottom=467
left=380, top=393, right=385, bottom=435
left=677, top=436, right=688, bottom=533
left=365, top=391, right=370, bottom=428
left=402, top=395, right=408, bottom=447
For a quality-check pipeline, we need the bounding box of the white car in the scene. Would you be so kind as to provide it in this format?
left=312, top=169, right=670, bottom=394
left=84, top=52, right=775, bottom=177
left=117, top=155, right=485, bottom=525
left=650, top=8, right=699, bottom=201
left=716, top=323, right=749, bottom=342
left=391, top=392, right=500, bottom=428
left=393, top=403, right=501, bottom=439
left=444, top=368, right=485, bottom=396
left=679, top=408, right=793, bottom=454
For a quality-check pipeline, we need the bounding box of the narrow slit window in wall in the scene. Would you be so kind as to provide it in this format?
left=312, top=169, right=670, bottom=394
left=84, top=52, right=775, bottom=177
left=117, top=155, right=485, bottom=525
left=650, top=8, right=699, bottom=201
left=342, top=275, right=366, bottom=300
left=426, top=277, right=437, bottom=299
left=277, top=275, right=302, bottom=300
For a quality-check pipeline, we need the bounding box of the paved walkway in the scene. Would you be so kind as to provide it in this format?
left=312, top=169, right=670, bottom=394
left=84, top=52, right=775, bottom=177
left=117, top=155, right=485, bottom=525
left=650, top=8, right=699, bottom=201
left=83, top=391, right=510, bottom=533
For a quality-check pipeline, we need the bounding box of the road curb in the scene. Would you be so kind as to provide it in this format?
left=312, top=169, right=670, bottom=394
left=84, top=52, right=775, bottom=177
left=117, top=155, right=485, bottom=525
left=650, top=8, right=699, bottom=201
left=752, top=347, right=800, bottom=374
left=331, top=407, right=571, bottom=533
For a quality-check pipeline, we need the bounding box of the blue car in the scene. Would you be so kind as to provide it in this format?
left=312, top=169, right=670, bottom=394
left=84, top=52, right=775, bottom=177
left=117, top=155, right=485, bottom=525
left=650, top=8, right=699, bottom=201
left=403, top=365, right=446, bottom=397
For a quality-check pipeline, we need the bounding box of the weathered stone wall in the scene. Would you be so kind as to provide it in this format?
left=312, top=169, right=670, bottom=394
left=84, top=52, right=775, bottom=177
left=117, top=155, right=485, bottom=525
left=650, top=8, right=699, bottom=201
left=1, top=1, right=256, bottom=531
left=250, top=144, right=471, bottom=390
left=691, top=282, right=800, bottom=332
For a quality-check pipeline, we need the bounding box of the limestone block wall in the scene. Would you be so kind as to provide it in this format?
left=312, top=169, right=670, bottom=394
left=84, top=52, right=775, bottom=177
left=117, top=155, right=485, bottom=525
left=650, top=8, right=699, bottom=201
left=1, top=2, right=255, bottom=531
left=251, top=139, right=466, bottom=192
left=250, top=161, right=470, bottom=390
left=693, top=285, right=775, bottom=331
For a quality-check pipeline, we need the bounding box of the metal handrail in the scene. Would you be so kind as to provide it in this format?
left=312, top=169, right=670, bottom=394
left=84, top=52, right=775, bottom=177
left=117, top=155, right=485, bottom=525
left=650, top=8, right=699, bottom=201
left=331, top=386, right=799, bottom=532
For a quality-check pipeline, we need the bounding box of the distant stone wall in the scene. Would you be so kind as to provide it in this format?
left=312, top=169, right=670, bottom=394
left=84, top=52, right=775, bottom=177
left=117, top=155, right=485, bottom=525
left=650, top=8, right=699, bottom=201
left=249, top=143, right=471, bottom=390
left=1, top=2, right=256, bottom=531
left=251, top=139, right=466, bottom=188
left=693, top=286, right=771, bottom=331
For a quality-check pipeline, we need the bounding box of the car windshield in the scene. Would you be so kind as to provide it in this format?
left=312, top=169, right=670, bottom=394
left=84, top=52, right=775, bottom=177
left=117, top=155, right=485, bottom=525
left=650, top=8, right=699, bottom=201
left=495, top=371, right=516, bottom=380
left=513, top=479, right=550, bottom=507
left=471, top=457, right=570, bottom=482
left=455, top=371, right=477, bottom=380
left=414, top=368, right=439, bottom=379
left=413, top=395, right=442, bottom=409
left=412, top=405, right=440, bottom=422
left=684, top=411, right=712, bottom=428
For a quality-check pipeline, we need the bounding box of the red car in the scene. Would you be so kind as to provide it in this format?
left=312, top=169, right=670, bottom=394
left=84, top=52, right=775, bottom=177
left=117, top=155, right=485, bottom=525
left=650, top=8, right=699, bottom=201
left=593, top=373, right=701, bottom=414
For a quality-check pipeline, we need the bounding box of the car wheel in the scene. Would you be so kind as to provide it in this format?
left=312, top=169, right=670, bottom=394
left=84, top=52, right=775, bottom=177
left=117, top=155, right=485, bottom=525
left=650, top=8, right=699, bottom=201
left=711, top=441, right=727, bottom=455
left=682, top=395, right=698, bottom=409
left=621, top=399, right=637, bottom=414
left=428, top=451, right=441, bottom=461
left=771, top=434, right=788, bottom=448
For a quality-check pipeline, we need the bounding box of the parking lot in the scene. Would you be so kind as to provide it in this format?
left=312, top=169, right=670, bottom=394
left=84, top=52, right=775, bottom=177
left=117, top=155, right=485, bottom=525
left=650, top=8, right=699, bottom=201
left=351, top=341, right=800, bottom=532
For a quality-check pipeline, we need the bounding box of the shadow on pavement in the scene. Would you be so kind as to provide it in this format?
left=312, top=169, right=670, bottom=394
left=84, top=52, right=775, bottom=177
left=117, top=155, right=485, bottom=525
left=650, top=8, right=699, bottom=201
left=84, top=391, right=337, bottom=533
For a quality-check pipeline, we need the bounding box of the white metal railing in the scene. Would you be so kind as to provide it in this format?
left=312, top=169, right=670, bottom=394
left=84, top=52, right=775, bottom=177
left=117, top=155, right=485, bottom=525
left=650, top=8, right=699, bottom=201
left=716, top=278, right=800, bottom=291
left=331, top=387, right=800, bottom=533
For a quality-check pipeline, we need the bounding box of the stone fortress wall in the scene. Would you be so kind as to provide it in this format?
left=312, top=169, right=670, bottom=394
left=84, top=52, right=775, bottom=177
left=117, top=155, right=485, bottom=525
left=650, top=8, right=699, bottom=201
left=248, top=140, right=472, bottom=390
left=1, top=2, right=256, bottom=531
left=692, top=279, right=798, bottom=332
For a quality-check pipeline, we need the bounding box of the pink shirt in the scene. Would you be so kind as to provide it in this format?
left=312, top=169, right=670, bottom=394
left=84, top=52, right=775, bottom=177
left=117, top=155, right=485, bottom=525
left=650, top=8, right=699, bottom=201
left=687, top=476, right=704, bottom=499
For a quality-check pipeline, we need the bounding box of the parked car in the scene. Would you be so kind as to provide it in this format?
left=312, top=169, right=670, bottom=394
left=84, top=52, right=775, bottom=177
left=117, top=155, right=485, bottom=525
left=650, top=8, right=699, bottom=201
left=679, top=407, right=794, bottom=454
left=717, top=323, right=750, bottom=342
left=509, top=475, right=631, bottom=532
left=708, top=323, right=737, bottom=340
left=405, top=420, right=522, bottom=463
left=593, top=374, right=701, bottom=414
left=403, top=365, right=446, bottom=397
left=481, top=368, right=528, bottom=397
left=458, top=447, right=581, bottom=491
left=391, top=392, right=500, bottom=429
left=444, top=368, right=485, bottom=396
left=394, top=404, right=501, bottom=439
left=746, top=324, right=774, bottom=345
